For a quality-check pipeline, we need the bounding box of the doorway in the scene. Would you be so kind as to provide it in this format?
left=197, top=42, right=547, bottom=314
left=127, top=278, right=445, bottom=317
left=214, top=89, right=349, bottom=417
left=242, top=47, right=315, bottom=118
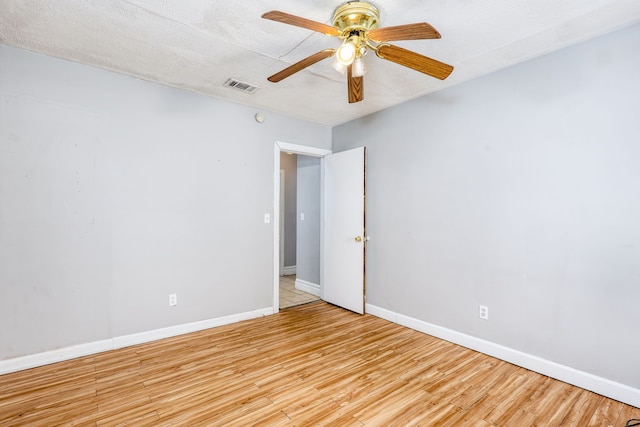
left=273, top=142, right=331, bottom=312
left=273, top=142, right=367, bottom=315
left=279, top=152, right=323, bottom=309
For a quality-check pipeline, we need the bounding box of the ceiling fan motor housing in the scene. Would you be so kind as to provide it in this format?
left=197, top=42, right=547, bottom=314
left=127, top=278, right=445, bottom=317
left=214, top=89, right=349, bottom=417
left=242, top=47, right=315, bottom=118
left=333, top=2, right=380, bottom=37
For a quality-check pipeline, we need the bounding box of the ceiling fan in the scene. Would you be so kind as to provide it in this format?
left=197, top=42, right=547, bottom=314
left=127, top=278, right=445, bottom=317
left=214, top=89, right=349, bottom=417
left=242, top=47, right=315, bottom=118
left=262, top=1, right=454, bottom=103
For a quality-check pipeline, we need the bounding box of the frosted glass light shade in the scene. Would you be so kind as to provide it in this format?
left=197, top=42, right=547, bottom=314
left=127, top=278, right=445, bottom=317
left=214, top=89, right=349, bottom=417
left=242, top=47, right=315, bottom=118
left=331, top=58, right=347, bottom=74
left=336, top=41, right=356, bottom=66
left=352, top=57, right=365, bottom=77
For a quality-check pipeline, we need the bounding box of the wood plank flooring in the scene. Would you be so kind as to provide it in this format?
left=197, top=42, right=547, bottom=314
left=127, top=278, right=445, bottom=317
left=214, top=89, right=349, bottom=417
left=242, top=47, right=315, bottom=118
left=0, top=301, right=638, bottom=426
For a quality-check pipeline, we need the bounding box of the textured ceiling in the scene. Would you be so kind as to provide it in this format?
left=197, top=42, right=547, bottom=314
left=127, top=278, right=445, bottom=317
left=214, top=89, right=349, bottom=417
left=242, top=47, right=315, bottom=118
left=1, top=1, right=639, bottom=126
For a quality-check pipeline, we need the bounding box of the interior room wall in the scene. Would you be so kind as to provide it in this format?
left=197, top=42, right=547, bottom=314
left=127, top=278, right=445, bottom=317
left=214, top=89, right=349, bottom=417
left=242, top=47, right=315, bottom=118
left=333, top=24, right=640, bottom=391
left=296, top=156, right=321, bottom=286
left=0, top=45, right=331, bottom=362
left=279, top=152, right=297, bottom=271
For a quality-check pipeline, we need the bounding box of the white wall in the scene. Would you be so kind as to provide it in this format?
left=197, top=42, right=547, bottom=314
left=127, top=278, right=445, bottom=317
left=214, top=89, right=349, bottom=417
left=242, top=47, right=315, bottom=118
left=296, top=156, right=321, bottom=285
left=333, top=24, right=640, bottom=393
left=0, top=45, right=331, bottom=361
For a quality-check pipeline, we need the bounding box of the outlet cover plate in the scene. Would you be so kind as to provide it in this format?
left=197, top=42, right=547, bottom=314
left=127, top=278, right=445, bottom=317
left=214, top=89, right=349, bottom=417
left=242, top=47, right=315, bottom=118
left=479, top=305, right=489, bottom=320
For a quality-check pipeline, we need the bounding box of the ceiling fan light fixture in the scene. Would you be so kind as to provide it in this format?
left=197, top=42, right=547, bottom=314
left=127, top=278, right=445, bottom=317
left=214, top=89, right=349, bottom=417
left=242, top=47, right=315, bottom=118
left=352, top=57, right=366, bottom=77
left=336, top=39, right=357, bottom=66
left=331, top=57, right=347, bottom=74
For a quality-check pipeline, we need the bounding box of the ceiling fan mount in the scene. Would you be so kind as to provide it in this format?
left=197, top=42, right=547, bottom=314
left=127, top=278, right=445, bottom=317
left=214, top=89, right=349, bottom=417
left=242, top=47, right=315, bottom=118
left=332, top=2, right=380, bottom=35
left=262, top=1, right=453, bottom=103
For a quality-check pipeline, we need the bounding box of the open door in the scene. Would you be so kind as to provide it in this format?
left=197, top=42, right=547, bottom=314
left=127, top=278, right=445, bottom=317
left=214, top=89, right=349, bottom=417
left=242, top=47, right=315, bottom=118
left=322, top=147, right=366, bottom=314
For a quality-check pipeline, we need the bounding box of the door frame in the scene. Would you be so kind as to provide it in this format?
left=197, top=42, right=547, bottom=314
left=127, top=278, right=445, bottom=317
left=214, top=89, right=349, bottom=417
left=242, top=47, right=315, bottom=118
left=273, top=141, right=331, bottom=313
left=279, top=169, right=285, bottom=277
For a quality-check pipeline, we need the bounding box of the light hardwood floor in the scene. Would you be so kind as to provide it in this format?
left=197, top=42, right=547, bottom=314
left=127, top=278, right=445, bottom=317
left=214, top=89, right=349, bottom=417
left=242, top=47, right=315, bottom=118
left=0, top=301, right=638, bottom=426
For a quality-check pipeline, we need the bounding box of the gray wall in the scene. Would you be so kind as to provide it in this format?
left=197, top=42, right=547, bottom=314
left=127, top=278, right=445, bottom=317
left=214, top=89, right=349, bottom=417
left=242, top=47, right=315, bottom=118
left=333, top=24, right=640, bottom=389
left=279, top=153, right=297, bottom=270
left=296, top=156, right=321, bottom=285
left=0, top=45, right=331, bottom=360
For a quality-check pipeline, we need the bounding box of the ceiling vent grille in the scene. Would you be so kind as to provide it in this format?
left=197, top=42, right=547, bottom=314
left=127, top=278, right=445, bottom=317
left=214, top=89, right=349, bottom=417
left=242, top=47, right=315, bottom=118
left=223, top=78, right=260, bottom=94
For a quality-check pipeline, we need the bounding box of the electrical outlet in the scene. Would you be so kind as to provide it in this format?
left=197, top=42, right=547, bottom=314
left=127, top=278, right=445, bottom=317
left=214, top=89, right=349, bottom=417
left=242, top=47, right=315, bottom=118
left=479, top=305, right=489, bottom=320
left=169, top=293, right=177, bottom=306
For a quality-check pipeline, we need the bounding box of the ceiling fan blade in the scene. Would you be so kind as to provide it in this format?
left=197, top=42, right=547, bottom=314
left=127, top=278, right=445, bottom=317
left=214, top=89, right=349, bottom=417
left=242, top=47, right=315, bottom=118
left=368, top=23, right=441, bottom=42
left=347, top=65, right=364, bottom=103
left=267, top=49, right=336, bottom=83
left=262, top=11, right=341, bottom=36
left=376, top=44, right=453, bottom=80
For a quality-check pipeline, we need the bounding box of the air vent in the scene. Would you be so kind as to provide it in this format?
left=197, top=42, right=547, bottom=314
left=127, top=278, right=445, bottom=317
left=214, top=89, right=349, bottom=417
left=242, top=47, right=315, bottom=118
left=223, top=78, right=260, bottom=94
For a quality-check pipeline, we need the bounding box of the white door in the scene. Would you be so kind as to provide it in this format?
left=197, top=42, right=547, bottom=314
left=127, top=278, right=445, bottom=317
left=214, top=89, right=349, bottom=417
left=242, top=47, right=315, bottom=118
left=322, top=147, right=366, bottom=314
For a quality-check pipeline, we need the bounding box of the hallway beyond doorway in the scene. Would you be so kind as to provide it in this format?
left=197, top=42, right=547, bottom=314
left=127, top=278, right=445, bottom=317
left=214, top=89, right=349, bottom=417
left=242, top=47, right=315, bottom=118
left=279, top=275, right=319, bottom=309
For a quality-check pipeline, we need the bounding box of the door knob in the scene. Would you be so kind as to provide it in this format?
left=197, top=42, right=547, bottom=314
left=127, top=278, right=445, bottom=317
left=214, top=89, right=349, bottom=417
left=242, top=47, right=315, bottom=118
left=355, top=236, right=362, bottom=242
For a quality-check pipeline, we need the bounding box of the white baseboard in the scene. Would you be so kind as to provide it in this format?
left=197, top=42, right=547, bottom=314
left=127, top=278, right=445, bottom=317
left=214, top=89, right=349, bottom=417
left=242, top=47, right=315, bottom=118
left=295, top=279, right=320, bottom=297
left=0, top=307, right=273, bottom=375
left=283, top=265, right=296, bottom=275
left=365, top=304, right=640, bottom=409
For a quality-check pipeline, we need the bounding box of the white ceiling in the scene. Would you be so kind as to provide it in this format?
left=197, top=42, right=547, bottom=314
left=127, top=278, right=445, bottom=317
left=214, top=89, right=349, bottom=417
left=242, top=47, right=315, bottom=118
left=1, top=1, right=639, bottom=126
